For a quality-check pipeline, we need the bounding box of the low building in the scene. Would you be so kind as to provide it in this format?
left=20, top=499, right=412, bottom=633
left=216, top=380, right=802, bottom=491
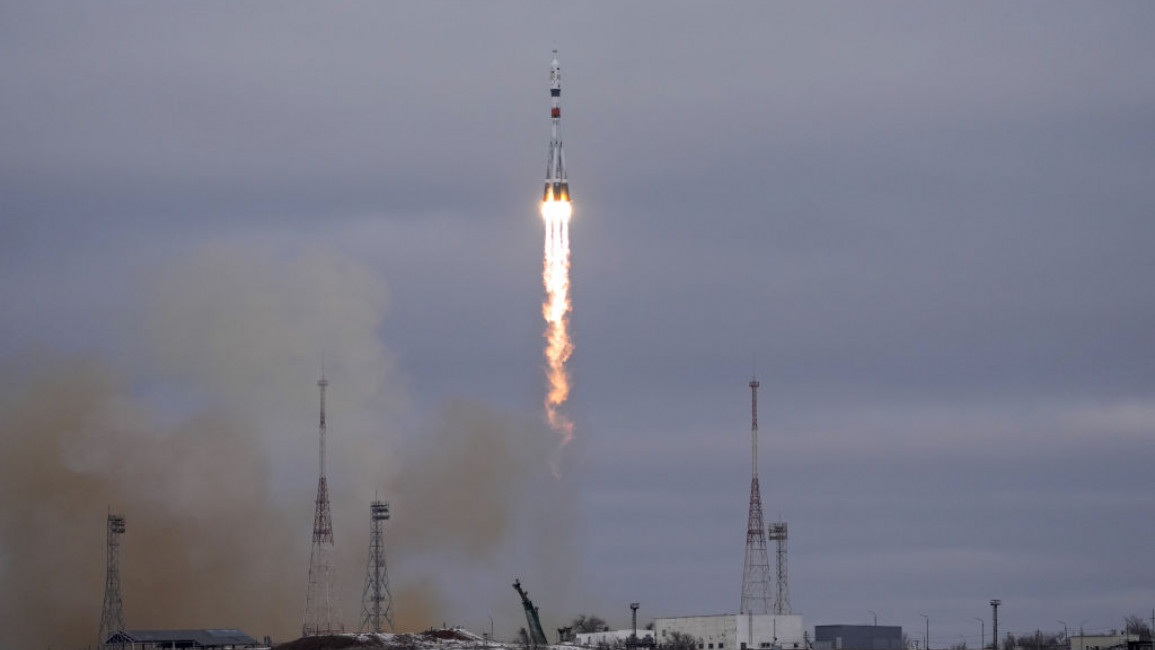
left=1070, top=634, right=1141, bottom=650
left=654, top=614, right=806, bottom=650
left=104, top=628, right=264, bottom=649
left=813, top=625, right=903, bottom=650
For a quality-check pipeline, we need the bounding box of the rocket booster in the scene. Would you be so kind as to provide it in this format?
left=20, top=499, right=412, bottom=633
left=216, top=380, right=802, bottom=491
left=544, top=51, right=570, bottom=202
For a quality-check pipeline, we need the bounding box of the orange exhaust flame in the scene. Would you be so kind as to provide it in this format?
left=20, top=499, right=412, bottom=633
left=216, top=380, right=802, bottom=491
left=541, top=197, right=574, bottom=444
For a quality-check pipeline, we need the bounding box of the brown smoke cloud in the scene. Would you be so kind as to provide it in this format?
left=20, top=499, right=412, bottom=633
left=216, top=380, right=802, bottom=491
left=0, top=352, right=301, bottom=648
left=0, top=241, right=579, bottom=648
left=380, top=399, right=578, bottom=635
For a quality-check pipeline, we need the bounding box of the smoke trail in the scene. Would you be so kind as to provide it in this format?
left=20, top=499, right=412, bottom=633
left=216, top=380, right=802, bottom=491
left=541, top=198, right=575, bottom=444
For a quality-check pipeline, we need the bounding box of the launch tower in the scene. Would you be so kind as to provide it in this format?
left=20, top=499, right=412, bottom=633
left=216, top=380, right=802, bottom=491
left=303, top=374, right=343, bottom=636
left=98, top=512, right=126, bottom=646
left=359, top=499, right=395, bottom=633
left=740, top=378, right=773, bottom=615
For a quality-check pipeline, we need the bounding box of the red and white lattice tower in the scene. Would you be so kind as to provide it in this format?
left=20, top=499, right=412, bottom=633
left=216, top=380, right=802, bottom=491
left=97, top=512, right=126, bottom=646
left=740, top=378, right=773, bottom=615
left=303, top=374, right=343, bottom=636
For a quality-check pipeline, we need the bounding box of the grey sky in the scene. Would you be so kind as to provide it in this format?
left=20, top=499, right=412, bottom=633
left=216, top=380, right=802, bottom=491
left=1, top=1, right=1153, bottom=647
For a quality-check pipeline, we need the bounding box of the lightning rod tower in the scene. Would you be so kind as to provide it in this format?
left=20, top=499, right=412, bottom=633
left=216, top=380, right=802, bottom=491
left=767, top=521, right=790, bottom=614
left=98, top=512, right=126, bottom=646
left=359, top=498, right=395, bottom=633
left=740, top=378, right=773, bottom=615
left=303, top=373, right=343, bottom=636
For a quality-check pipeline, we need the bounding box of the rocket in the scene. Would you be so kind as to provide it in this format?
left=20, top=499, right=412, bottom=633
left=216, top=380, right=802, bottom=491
left=544, top=50, right=570, bottom=202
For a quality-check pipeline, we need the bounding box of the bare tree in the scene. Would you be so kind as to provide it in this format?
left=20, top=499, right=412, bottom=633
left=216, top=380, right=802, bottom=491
left=573, top=615, right=612, bottom=634
left=664, top=631, right=698, bottom=650
left=1124, top=616, right=1152, bottom=642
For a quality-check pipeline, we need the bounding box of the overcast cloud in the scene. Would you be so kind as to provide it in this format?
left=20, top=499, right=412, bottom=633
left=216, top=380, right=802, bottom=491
left=1, top=2, right=1153, bottom=648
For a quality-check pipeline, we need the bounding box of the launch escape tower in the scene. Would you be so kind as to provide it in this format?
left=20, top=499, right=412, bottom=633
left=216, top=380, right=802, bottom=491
left=359, top=499, right=395, bottom=633
left=98, top=512, right=126, bottom=646
left=740, top=379, right=773, bottom=615
left=768, top=521, right=791, bottom=614
left=303, top=374, right=343, bottom=636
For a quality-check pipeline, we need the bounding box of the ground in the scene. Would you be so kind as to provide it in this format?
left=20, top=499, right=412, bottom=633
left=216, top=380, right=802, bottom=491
left=274, top=628, right=498, bottom=650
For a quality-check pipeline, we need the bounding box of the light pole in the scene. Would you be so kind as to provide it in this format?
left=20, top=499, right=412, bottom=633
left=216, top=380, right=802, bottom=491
left=921, top=614, right=930, bottom=650
left=870, top=611, right=878, bottom=627
left=991, top=601, right=1002, bottom=650
left=975, top=617, right=985, bottom=650
left=630, top=603, right=640, bottom=649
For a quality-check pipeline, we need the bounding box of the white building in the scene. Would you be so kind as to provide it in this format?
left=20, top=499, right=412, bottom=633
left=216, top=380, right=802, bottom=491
left=1070, top=634, right=1140, bottom=650
left=654, top=614, right=806, bottom=650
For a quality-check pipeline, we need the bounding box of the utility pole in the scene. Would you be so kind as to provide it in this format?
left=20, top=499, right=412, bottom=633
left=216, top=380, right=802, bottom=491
left=975, top=618, right=986, bottom=650
left=870, top=611, right=878, bottom=627
left=921, top=614, right=929, bottom=650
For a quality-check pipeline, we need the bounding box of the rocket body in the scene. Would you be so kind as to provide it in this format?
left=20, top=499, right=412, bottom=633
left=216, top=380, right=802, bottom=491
left=544, top=51, right=570, bottom=202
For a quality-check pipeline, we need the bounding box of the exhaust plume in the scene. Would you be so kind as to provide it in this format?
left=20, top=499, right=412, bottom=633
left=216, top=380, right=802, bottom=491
left=541, top=197, right=575, bottom=444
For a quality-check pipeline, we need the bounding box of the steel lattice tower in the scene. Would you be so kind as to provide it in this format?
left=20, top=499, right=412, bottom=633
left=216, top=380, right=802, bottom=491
left=359, top=499, right=395, bottom=633
left=740, top=379, right=773, bottom=615
left=767, top=521, right=790, bottom=614
left=303, top=375, right=343, bottom=637
left=98, top=512, right=126, bottom=646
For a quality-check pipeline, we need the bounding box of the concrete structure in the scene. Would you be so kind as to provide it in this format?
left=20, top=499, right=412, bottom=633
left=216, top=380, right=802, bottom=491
left=104, top=628, right=263, bottom=649
left=813, top=625, right=903, bottom=650
left=655, top=614, right=806, bottom=650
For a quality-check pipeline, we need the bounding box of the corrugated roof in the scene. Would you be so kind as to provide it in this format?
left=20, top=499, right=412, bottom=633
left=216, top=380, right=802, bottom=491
left=107, top=628, right=259, bottom=646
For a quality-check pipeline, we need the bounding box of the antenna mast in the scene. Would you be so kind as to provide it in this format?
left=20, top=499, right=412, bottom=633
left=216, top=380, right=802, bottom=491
left=359, top=499, right=395, bottom=633
left=303, top=373, right=343, bottom=636
left=740, top=378, right=772, bottom=615
left=98, top=512, right=126, bottom=646
left=768, top=521, right=790, bottom=614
